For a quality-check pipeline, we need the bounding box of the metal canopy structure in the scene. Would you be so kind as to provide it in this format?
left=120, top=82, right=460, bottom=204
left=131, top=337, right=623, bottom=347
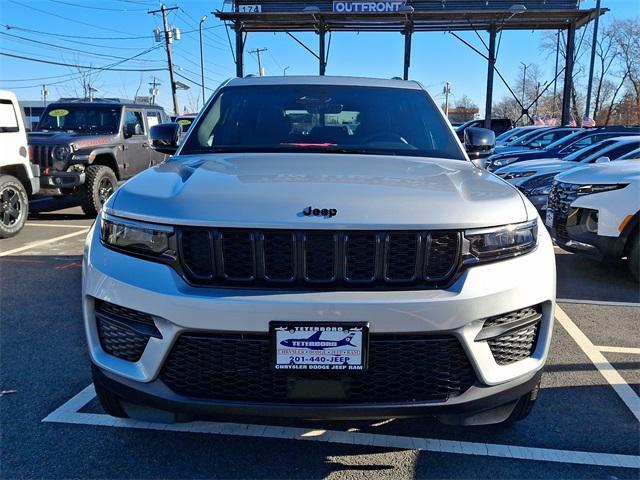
left=215, top=1, right=606, bottom=126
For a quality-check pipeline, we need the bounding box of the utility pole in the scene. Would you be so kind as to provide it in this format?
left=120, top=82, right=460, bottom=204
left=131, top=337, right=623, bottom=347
left=249, top=48, right=268, bottom=76
left=41, top=84, right=48, bottom=108
left=443, top=82, right=451, bottom=117
left=149, top=77, right=161, bottom=105
left=585, top=0, right=601, bottom=119
left=149, top=4, right=180, bottom=115
left=199, top=15, right=207, bottom=107
left=520, top=62, right=530, bottom=123
left=552, top=30, right=560, bottom=117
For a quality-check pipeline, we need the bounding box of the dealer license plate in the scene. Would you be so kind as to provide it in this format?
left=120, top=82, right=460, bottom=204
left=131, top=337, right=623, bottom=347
left=545, top=209, right=555, bottom=228
left=271, top=323, right=368, bottom=371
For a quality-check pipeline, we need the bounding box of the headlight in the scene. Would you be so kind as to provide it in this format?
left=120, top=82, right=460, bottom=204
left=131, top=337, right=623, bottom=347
left=503, top=171, right=535, bottom=180
left=465, top=220, right=538, bottom=261
left=577, top=184, right=628, bottom=195
left=521, top=173, right=557, bottom=194
left=52, top=145, right=71, bottom=162
left=100, top=214, right=174, bottom=256
left=492, top=157, right=516, bottom=167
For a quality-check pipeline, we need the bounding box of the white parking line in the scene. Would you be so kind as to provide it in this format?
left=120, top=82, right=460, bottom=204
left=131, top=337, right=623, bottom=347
left=556, top=305, right=640, bottom=423
left=25, top=223, right=91, bottom=229
left=557, top=299, right=640, bottom=308
left=0, top=229, right=90, bottom=257
left=596, top=346, right=640, bottom=355
left=42, top=385, right=640, bottom=470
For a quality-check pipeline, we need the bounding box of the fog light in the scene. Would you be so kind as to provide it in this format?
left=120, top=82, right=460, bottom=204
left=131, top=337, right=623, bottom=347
left=52, top=160, right=67, bottom=171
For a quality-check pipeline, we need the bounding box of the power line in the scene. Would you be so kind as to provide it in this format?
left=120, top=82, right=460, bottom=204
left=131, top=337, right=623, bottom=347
left=8, top=0, right=144, bottom=37
left=47, top=0, right=148, bottom=11
left=0, top=47, right=166, bottom=72
left=0, top=31, right=166, bottom=64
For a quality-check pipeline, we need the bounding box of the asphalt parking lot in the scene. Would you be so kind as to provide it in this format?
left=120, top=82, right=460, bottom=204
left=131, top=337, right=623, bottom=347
left=1, top=203, right=638, bottom=479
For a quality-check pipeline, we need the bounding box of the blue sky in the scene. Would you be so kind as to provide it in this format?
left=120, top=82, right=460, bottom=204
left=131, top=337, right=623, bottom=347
left=0, top=0, right=638, bottom=115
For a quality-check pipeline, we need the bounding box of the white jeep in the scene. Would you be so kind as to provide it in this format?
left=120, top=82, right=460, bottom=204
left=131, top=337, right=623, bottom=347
left=0, top=90, right=39, bottom=238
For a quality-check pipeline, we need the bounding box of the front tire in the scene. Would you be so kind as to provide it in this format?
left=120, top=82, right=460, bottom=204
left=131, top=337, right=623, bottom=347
left=0, top=175, right=29, bottom=239
left=92, top=369, right=128, bottom=418
left=503, top=382, right=539, bottom=423
left=81, top=165, right=118, bottom=217
left=628, top=233, right=639, bottom=281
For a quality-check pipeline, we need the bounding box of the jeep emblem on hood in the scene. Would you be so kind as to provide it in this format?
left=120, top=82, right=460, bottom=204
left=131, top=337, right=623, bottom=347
left=303, top=206, right=337, bottom=218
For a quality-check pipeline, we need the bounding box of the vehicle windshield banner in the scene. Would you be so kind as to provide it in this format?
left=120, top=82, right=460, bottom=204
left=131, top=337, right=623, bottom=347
left=333, top=1, right=406, bottom=12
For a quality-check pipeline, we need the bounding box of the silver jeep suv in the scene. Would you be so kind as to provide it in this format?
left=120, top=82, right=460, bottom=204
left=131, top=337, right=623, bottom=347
left=83, top=76, right=555, bottom=426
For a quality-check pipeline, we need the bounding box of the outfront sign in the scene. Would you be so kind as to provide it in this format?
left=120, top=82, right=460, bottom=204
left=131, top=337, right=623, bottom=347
left=333, top=1, right=407, bottom=13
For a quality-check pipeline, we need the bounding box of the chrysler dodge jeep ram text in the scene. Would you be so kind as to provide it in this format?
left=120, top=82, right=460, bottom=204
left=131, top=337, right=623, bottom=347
left=83, top=76, right=556, bottom=426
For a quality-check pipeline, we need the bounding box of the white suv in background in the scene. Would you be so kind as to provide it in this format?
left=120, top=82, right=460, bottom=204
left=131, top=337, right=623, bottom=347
left=83, top=76, right=556, bottom=426
left=547, top=157, right=639, bottom=280
left=0, top=90, right=40, bottom=238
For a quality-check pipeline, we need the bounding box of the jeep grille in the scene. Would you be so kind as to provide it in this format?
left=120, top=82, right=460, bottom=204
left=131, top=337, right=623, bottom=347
left=178, top=228, right=461, bottom=289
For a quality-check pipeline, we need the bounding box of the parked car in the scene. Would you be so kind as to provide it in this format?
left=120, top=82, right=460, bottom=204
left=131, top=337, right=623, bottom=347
left=28, top=99, right=168, bottom=216
left=455, top=118, right=513, bottom=141
left=492, top=127, right=580, bottom=156
left=85, top=76, right=555, bottom=427
left=496, top=136, right=640, bottom=214
left=0, top=90, right=40, bottom=238
left=174, top=114, right=196, bottom=140
left=486, top=126, right=640, bottom=172
left=495, top=125, right=547, bottom=146
left=547, top=160, right=639, bottom=280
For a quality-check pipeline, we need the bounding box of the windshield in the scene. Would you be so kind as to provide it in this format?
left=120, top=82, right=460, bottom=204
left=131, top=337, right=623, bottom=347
left=182, top=85, right=465, bottom=160
left=511, top=128, right=550, bottom=146
left=37, top=105, right=121, bottom=133
left=620, top=147, right=640, bottom=160
left=543, top=130, right=586, bottom=151
left=564, top=140, right=615, bottom=162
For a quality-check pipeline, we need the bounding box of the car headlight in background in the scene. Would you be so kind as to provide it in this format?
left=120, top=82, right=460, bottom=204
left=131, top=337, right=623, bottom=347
left=100, top=214, right=174, bottom=256
left=520, top=172, right=558, bottom=195
left=52, top=145, right=72, bottom=162
left=492, top=157, right=517, bottom=168
left=577, top=183, right=629, bottom=195
left=465, top=220, right=538, bottom=261
left=502, top=171, right=535, bottom=180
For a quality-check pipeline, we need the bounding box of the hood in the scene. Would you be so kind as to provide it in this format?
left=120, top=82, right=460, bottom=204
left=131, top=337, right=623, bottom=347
left=109, top=153, right=528, bottom=230
left=490, top=149, right=555, bottom=162
left=27, top=131, right=118, bottom=148
left=556, top=160, right=640, bottom=185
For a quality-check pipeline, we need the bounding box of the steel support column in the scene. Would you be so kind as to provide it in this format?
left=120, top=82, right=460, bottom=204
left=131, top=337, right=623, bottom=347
left=403, top=26, right=412, bottom=80
left=585, top=0, right=601, bottom=118
left=561, top=22, right=576, bottom=125
left=484, top=24, right=497, bottom=129
left=235, top=26, right=244, bottom=77
left=319, top=28, right=326, bottom=75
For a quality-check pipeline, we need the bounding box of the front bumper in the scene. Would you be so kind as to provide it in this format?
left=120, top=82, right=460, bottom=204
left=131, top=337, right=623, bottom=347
left=40, top=171, right=85, bottom=191
left=83, top=219, right=556, bottom=418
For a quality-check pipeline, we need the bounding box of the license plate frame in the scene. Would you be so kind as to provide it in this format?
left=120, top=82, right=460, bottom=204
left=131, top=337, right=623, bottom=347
left=270, top=322, right=369, bottom=372
left=545, top=208, right=555, bottom=228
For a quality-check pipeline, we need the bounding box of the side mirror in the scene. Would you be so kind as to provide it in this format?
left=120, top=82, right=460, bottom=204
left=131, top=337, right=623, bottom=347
left=595, top=156, right=610, bottom=164
left=123, top=123, right=135, bottom=139
left=149, top=123, right=181, bottom=155
left=464, top=127, right=495, bottom=159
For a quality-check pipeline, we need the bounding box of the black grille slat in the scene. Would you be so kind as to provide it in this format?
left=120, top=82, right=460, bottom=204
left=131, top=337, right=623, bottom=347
left=304, top=233, right=337, bottom=282
left=345, top=233, right=377, bottom=282
left=160, top=333, right=476, bottom=403
left=178, top=228, right=461, bottom=289
left=263, top=232, right=296, bottom=281
left=221, top=231, right=256, bottom=281
left=425, top=232, right=460, bottom=281
left=180, top=230, right=214, bottom=279
left=384, top=233, right=420, bottom=281
left=549, top=182, right=581, bottom=243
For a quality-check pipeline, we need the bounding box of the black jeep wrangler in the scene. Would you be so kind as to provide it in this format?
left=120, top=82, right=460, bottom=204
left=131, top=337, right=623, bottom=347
left=28, top=99, right=169, bottom=216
